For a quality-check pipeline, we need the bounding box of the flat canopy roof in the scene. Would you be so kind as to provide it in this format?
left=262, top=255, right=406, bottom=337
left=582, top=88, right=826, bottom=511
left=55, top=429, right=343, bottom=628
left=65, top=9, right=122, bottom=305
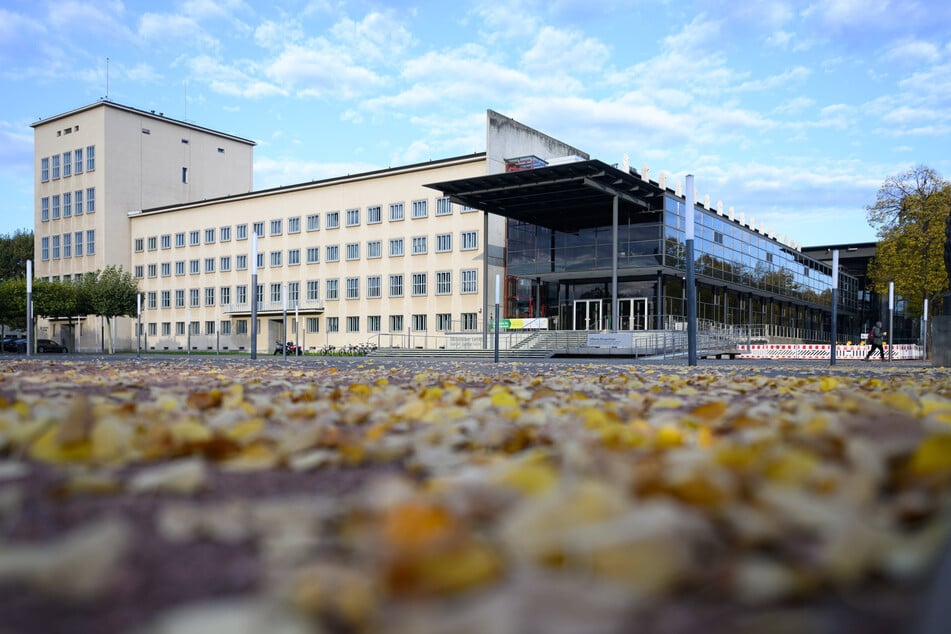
left=426, top=159, right=664, bottom=233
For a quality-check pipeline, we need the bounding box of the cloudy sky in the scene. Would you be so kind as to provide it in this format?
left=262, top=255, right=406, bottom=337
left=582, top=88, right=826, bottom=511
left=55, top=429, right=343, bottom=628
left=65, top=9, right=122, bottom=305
left=2, top=0, right=950, bottom=246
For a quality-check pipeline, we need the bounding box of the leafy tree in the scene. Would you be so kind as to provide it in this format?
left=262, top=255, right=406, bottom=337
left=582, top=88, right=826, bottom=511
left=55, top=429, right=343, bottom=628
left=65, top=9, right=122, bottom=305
left=0, top=230, right=33, bottom=281
left=86, top=266, right=139, bottom=353
left=0, top=278, right=27, bottom=334
left=866, top=165, right=951, bottom=318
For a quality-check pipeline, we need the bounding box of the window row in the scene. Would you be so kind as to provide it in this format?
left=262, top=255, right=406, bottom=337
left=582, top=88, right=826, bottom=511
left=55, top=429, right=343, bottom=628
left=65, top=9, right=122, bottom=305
left=40, top=146, right=96, bottom=182
left=138, top=270, right=480, bottom=308
left=134, top=231, right=481, bottom=267
left=40, top=231, right=97, bottom=260
left=40, top=188, right=97, bottom=221
left=141, top=312, right=482, bottom=337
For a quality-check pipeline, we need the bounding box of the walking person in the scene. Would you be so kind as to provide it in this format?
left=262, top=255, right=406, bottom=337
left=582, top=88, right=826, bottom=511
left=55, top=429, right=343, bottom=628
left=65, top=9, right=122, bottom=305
left=865, top=321, right=887, bottom=361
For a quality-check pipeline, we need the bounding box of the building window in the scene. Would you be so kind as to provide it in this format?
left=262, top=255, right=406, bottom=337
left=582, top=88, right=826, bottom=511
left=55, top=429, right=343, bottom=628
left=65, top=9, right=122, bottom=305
left=205, top=228, right=215, bottom=244
left=175, top=261, right=185, bottom=276
left=307, top=317, right=319, bottom=333
left=85, top=187, right=95, bottom=213
left=256, top=253, right=264, bottom=269
left=52, top=154, right=60, bottom=179
left=41, top=197, right=49, bottom=222
left=175, top=232, right=186, bottom=248
left=367, top=240, right=382, bottom=258
left=61, top=233, right=72, bottom=258
left=306, top=214, right=319, bottom=231
left=74, top=231, right=82, bottom=256
left=270, top=219, right=282, bottom=236
left=147, top=236, right=157, bottom=251
left=205, top=258, right=215, bottom=273
left=462, top=313, right=478, bottom=330
left=412, top=314, right=427, bottom=331
left=346, top=208, right=360, bottom=226
left=187, top=259, right=198, bottom=274
left=389, top=203, right=404, bottom=222
left=368, top=315, right=381, bottom=332
left=220, top=226, right=231, bottom=241
left=63, top=192, right=71, bottom=217
left=253, top=221, right=265, bottom=237
left=346, top=243, right=360, bottom=260
left=74, top=190, right=83, bottom=215
left=367, top=206, right=382, bottom=224
left=461, top=269, right=478, bottom=294
left=176, top=290, right=185, bottom=308
left=52, top=195, right=60, bottom=219
left=461, top=231, right=478, bottom=250
left=346, top=277, right=359, bottom=299
left=436, top=271, right=451, bottom=295
left=307, top=280, right=319, bottom=301
left=236, top=285, right=248, bottom=305
left=135, top=238, right=144, bottom=252
left=287, top=216, right=300, bottom=234
left=181, top=167, right=188, bottom=184
left=236, top=254, right=247, bottom=270
left=176, top=322, right=186, bottom=336
left=236, top=320, right=248, bottom=335
left=436, top=197, right=452, bottom=216
left=220, top=256, right=231, bottom=271
left=326, top=211, right=339, bottom=229
left=389, top=315, right=403, bottom=332
left=288, top=249, right=300, bottom=266
left=326, top=279, right=339, bottom=300
left=327, top=317, right=339, bottom=333
left=146, top=264, right=157, bottom=278
left=389, top=238, right=404, bottom=257
left=51, top=235, right=60, bottom=259
left=347, top=316, right=360, bottom=332
left=41, top=157, right=49, bottom=182
left=412, top=273, right=427, bottom=296
left=437, top=313, right=452, bottom=331
left=236, top=224, right=248, bottom=240
left=412, top=236, right=427, bottom=255
left=74, top=148, right=83, bottom=174
left=205, top=287, right=215, bottom=306
left=389, top=274, right=403, bottom=297
left=134, top=265, right=144, bottom=278
left=161, top=291, right=171, bottom=308
left=270, top=251, right=282, bottom=267
left=436, top=233, right=452, bottom=252
left=161, top=262, right=171, bottom=277
left=412, top=200, right=428, bottom=218
left=220, top=286, right=231, bottom=306
left=326, top=245, right=339, bottom=262
left=190, top=288, right=200, bottom=308
left=86, top=145, right=95, bottom=171
left=306, top=247, right=319, bottom=264
left=220, top=320, right=232, bottom=335
left=41, top=237, right=49, bottom=260
left=161, top=234, right=171, bottom=249
left=288, top=281, right=299, bottom=304
left=205, top=321, right=215, bottom=335
left=86, top=230, right=95, bottom=254
left=63, top=151, right=71, bottom=177
left=271, top=283, right=282, bottom=303
left=367, top=275, right=381, bottom=298
left=189, top=230, right=200, bottom=246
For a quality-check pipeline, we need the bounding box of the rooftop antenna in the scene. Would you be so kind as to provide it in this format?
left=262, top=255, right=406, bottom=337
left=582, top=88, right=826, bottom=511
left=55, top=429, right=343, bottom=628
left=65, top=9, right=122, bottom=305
left=184, top=79, right=187, bottom=122
left=105, top=57, right=110, bottom=100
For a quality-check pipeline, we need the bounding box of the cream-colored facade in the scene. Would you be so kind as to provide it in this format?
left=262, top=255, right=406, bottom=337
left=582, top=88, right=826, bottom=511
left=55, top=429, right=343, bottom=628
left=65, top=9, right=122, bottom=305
left=32, top=101, right=255, bottom=350
left=32, top=104, right=585, bottom=353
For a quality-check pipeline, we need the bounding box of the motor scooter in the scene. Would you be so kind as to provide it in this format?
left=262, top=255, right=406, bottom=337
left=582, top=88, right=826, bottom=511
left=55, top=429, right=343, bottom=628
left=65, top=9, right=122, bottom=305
left=273, top=340, right=301, bottom=355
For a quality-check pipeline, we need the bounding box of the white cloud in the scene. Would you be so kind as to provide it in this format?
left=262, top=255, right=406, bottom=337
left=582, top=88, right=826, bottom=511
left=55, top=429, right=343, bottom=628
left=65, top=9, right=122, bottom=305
left=883, top=39, right=941, bottom=64
left=255, top=19, right=305, bottom=50
left=520, top=26, right=610, bottom=75
left=139, top=12, right=219, bottom=51
left=266, top=43, right=384, bottom=99
left=188, top=55, right=286, bottom=98
left=253, top=156, right=380, bottom=190
left=329, top=12, right=415, bottom=66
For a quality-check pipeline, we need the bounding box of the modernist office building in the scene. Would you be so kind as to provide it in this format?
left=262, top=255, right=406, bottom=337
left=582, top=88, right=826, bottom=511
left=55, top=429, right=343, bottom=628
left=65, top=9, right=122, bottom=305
left=32, top=100, right=856, bottom=352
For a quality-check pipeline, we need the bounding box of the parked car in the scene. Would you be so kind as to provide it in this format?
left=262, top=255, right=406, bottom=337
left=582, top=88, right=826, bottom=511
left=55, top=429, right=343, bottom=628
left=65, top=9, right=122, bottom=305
left=2, top=335, right=21, bottom=352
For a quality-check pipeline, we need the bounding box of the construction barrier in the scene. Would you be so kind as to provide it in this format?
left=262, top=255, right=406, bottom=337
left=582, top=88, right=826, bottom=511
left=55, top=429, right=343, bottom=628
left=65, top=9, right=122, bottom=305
left=737, top=344, right=923, bottom=361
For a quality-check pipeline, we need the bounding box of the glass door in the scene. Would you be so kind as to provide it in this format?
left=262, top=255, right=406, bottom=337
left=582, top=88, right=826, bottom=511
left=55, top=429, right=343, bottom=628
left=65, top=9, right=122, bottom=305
left=573, top=299, right=603, bottom=330
left=619, top=298, right=649, bottom=330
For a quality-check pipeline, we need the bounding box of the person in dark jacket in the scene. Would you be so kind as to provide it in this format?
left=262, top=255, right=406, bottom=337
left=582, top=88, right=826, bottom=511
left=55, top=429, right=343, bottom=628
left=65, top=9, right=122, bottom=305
left=865, top=321, right=887, bottom=361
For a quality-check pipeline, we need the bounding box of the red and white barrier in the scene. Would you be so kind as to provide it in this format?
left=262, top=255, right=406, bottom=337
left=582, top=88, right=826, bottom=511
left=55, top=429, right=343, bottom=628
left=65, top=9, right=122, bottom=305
left=737, top=344, right=922, bottom=360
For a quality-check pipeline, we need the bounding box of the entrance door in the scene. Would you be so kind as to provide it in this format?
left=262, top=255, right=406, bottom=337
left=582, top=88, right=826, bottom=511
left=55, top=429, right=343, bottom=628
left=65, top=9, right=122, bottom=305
left=573, top=299, right=603, bottom=330
left=618, top=298, right=649, bottom=330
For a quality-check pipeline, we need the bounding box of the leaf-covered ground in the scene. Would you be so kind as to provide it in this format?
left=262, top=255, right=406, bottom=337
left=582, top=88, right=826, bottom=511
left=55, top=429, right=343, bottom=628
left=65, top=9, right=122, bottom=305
left=1, top=357, right=950, bottom=634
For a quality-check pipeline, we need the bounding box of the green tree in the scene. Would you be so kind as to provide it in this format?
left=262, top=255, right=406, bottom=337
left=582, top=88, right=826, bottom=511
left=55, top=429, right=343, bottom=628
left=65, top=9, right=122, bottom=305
left=866, top=165, right=951, bottom=318
left=0, top=278, right=27, bottom=334
left=86, top=266, right=139, bottom=353
left=0, top=230, right=33, bottom=281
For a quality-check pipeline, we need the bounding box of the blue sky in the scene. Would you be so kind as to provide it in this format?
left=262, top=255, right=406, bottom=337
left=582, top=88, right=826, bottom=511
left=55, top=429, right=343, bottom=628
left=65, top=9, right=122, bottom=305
left=2, top=0, right=950, bottom=247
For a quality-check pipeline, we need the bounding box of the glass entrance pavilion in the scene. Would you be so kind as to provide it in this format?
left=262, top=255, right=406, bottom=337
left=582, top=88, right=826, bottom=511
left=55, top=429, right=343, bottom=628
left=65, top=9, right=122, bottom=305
left=430, top=160, right=859, bottom=343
